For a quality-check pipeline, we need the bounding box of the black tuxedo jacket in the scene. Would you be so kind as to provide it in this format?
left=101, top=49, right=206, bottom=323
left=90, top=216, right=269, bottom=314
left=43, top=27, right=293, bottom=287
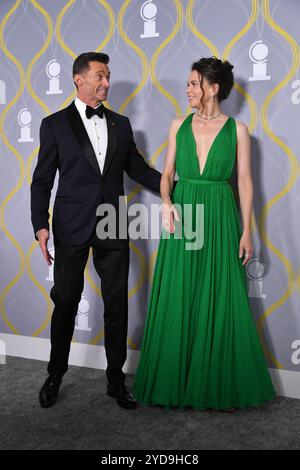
left=31, top=102, right=162, bottom=245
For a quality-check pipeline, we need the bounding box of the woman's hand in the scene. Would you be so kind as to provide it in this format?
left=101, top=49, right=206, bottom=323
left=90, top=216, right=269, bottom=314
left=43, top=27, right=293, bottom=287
left=239, top=232, right=253, bottom=266
left=162, top=199, right=180, bottom=234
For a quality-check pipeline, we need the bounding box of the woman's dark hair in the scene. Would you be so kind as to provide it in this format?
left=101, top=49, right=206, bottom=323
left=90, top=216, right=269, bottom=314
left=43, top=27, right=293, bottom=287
left=72, top=52, right=109, bottom=79
left=191, top=57, right=234, bottom=103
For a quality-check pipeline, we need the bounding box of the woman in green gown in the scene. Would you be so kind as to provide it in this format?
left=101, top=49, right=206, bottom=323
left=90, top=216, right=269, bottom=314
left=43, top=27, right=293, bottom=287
left=133, top=57, right=276, bottom=410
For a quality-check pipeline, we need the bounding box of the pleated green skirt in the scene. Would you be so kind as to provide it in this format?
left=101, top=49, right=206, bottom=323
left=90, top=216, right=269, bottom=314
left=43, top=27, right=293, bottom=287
left=133, top=179, right=276, bottom=410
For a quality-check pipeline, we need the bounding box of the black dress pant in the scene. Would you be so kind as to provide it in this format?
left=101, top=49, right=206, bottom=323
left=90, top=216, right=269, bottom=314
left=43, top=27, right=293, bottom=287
left=47, top=232, right=129, bottom=387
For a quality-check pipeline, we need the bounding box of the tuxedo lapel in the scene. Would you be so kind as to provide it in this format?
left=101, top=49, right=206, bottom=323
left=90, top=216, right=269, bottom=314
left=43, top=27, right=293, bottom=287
left=102, top=108, right=117, bottom=178
left=66, top=102, right=102, bottom=176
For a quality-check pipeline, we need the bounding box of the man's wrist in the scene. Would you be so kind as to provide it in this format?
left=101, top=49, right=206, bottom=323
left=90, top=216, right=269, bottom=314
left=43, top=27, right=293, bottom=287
left=36, top=228, right=48, bottom=238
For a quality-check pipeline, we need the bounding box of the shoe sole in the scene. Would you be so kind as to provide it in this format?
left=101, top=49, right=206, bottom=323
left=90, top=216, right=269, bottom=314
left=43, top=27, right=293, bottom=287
left=107, top=390, right=138, bottom=409
left=39, top=391, right=57, bottom=408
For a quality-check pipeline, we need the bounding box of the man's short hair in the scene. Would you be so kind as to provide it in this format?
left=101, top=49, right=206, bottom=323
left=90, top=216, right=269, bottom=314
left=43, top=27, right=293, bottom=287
left=73, top=52, right=110, bottom=77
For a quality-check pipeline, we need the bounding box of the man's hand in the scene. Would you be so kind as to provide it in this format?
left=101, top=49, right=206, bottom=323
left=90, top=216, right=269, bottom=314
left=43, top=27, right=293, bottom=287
left=37, top=229, right=54, bottom=266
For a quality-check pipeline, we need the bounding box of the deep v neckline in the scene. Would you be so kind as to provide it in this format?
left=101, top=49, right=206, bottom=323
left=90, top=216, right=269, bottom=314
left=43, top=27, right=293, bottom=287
left=190, top=114, right=231, bottom=176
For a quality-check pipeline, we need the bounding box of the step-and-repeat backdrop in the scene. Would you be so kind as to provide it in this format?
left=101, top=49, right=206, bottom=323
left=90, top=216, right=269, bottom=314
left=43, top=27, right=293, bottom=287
left=0, top=0, right=299, bottom=375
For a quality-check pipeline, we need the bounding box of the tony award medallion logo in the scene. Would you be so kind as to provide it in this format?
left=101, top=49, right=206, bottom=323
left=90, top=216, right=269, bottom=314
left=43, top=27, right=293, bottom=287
left=46, top=59, right=63, bottom=95
left=0, top=340, right=6, bottom=365
left=140, top=0, right=159, bottom=39
left=249, top=40, right=271, bottom=81
left=18, top=108, right=34, bottom=142
left=246, top=258, right=267, bottom=299
left=46, top=247, right=55, bottom=282
left=0, top=79, right=6, bottom=104
left=75, top=295, right=92, bottom=332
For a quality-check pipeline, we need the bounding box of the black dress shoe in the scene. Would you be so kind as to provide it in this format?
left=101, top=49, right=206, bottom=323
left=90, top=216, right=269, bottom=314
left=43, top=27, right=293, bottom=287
left=107, top=383, right=138, bottom=409
left=39, top=375, right=62, bottom=408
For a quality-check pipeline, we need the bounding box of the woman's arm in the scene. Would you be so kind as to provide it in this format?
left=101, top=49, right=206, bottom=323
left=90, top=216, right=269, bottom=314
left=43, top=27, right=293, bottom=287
left=160, top=117, right=184, bottom=233
left=236, top=121, right=254, bottom=266
left=161, top=118, right=181, bottom=202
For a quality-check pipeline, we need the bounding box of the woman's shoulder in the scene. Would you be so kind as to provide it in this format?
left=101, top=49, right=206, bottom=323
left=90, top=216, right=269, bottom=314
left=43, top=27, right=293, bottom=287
left=234, top=119, right=249, bottom=134
left=169, top=114, right=191, bottom=134
left=172, top=114, right=190, bottom=126
left=232, top=119, right=250, bottom=147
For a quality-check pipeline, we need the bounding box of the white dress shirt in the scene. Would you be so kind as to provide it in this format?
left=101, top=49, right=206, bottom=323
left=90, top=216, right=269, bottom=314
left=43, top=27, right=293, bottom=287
left=74, top=96, right=108, bottom=173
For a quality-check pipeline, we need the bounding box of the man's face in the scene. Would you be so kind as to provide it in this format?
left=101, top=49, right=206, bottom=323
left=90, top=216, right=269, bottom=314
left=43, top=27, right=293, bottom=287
left=74, top=61, right=110, bottom=104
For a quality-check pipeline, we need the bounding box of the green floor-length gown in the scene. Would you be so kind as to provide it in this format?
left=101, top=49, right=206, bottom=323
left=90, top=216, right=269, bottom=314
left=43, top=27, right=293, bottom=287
left=133, top=113, right=276, bottom=410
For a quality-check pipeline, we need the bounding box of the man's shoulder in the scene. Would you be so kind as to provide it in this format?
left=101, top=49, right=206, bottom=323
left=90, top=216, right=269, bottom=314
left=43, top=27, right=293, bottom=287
left=42, top=106, right=71, bottom=126
left=105, top=108, right=129, bottom=124
left=42, top=105, right=131, bottom=128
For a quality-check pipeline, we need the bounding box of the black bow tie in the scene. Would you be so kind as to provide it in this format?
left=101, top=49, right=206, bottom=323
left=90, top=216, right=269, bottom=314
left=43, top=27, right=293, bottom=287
left=85, top=104, right=105, bottom=119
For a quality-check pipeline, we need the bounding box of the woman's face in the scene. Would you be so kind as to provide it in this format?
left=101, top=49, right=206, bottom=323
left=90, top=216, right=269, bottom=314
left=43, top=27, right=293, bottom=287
left=186, top=70, right=216, bottom=109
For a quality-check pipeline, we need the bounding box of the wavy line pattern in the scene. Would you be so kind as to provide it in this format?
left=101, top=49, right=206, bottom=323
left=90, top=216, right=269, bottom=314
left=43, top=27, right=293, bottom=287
left=0, top=0, right=25, bottom=335
left=0, top=0, right=299, bottom=371
left=256, top=1, right=300, bottom=354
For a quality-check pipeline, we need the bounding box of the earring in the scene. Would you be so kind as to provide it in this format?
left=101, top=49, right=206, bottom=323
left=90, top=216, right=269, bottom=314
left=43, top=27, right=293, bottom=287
left=211, top=93, right=214, bottom=102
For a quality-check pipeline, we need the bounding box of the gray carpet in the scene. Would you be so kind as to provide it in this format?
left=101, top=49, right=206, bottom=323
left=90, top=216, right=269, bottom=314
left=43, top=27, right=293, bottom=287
left=1, top=356, right=299, bottom=450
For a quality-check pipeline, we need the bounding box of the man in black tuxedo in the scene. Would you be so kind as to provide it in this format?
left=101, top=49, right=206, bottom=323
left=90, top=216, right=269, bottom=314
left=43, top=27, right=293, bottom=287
left=31, top=52, right=161, bottom=409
